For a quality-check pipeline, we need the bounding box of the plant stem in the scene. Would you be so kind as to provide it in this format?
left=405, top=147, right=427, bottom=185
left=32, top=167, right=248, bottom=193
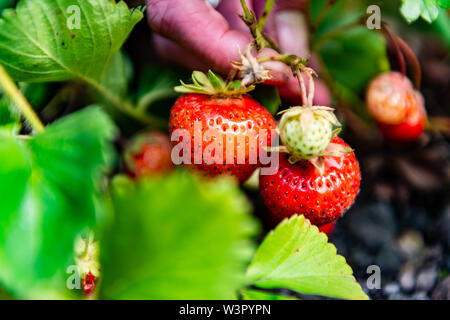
left=381, top=24, right=406, bottom=76
left=313, top=0, right=336, bottom=28
left=395, top=35, right=422, bottom=89
left=257, top=0, right=275, bottom=31
left=296, top=69, right=308, bottom=106
left=136, top=89, right=178, bottom=112
left=86, top=78, right=167, bottom=129
left=0, top=65, right=45, bottom=133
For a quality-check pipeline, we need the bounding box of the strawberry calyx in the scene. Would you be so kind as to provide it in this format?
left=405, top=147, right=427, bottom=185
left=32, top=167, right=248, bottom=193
left=270, top=106, right=352, bottom=175
left=175, top=70, right=255, bottom=97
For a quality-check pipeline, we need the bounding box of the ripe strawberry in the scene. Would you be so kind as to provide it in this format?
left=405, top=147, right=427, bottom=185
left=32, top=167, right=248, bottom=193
left=259, top=137, right=361, bottom=226
left=318, top=221, right=336, bottom=236
left=279, top=106, right=341, bottom=160
left=377, top=92, right=426, bottom=141
left=366, top=72, right=417, bottom=125
left=82, top=271, right=96, bottom=296
left=123, top=131, right=174, bottom=178
left=170, top=71, right=276, bottom=183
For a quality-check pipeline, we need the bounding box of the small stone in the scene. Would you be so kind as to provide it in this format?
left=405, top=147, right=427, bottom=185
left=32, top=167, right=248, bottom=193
left=383, top=282, right=400, bottom=295
left=432, top=276, right=450, bottom=300
left=396, top=230, right=424, bottom=258
left=411, top=291, right=429, bottom=300
left=346, top=202, right=396, bottom=251
left=399, top=264, right=416, bottom=292
left=416, top=267, right=438, bottom=292
left=388, top=293, right=409, bottom=300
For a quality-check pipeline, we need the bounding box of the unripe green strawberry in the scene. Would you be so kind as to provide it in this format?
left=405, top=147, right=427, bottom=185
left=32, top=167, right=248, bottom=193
left=279, top=106, right=341, bottom=160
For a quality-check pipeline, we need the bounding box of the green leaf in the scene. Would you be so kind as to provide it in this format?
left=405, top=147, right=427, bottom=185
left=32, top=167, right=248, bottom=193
left=0, top=97, right=21, bottom=135
left=318, top=26, right=390, bottom=93
left=100, top=51, right=132, bottom=99
left=207, top=70, right=225, bottom=91
left=0, top=107, right=117, bottom=299
left=99, top=172, right=259, bottom=300
left=436, top=0, right=450, bottom=8
left=251, top=85, right=281, bottom=115
left=246, top=215, right=369, bottom=300
left=136, top=65, right=187, bottom=112
left=400, top=0, right=440, bottom=23
left=240, top=289, right=298, bottom=300
left=0, top=0, right=142, bottom=83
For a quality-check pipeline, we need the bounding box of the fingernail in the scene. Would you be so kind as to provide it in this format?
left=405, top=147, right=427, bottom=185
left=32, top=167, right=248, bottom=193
left=275, top=10, right=310, bottom=58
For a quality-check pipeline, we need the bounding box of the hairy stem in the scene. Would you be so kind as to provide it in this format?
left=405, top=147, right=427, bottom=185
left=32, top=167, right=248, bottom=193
left=0, top=65, right=45, bottom=133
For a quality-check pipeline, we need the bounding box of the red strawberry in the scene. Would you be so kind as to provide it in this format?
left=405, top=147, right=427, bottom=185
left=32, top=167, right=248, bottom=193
left=377, top=92, right=426, bottom=141
left=123, top=131, right=174, bottom=178
left=82, top=271, right=96, bottom=296
left=318, top=221, right=336, bottom=236
left=366, top=72, right=417, bottom=125
left=170, top=72, right=276, bottom=183
left=259, top=137, right=361, bottom=226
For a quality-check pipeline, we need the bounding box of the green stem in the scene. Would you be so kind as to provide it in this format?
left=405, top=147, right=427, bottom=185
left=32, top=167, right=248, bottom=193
left=313, top=0, right=336, bottom=28
left=0, top=65, right=45, bottom=133
left=257, top=0, right=275, bottom=31
left=136, top=89, right=178, bottom=112
left=86, top=79, right=167, bottom=129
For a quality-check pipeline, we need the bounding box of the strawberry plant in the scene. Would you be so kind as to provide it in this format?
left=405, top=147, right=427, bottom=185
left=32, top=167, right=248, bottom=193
left=0, top=0, right=448, bottom=302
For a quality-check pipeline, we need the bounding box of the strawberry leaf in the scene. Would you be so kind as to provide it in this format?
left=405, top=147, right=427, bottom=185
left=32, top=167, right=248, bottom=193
left=99, top=172, right=259, bottom=300
left=0, top=0, right=142, bottom=83
left=0, top=0, right=158, bottom=125
left=0, top=107, right=117, bottom=299
left=400, top=0, right=441, bottom=23
left=246, top=215, right=369, bottom=300
left=240, top=289, right=298, bottom=300
left=0, top=97, right=20, bottom=135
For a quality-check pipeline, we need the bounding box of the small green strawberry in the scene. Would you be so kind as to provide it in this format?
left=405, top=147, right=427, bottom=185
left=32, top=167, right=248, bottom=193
left=279, top=106, right=341, bottom=160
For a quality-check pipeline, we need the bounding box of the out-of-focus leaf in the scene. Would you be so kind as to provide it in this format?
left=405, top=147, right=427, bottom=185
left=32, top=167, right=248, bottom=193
left=246, top=215, right=369, bottom=300
left=400, top=0, right=440, bottom=23
left=251, top=85, right=281, bottom=115
left=436, top=0, right=450, bottom=8
left=100, top=51, right=133, bottom=99
left=100, top=172, right=259, bottom=300
left=20, top=83, right=51, bottom=111
left=0, top=0, right=14, bottom=12
left=318, top=26, right=390, bottom=93
left=240, top=289, right=298, bottom=300
left=0, top=97, right=20, bottom=135
left=0, top=107, right=117, bottom=299
left=135, top=65, right=188, bottom=113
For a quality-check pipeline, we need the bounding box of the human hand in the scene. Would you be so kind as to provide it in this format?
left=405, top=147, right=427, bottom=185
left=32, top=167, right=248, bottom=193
left=146, top=0, right=330, bottom=106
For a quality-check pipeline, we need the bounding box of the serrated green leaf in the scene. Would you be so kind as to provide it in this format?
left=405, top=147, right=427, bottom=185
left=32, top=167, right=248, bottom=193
left=246, top=215, right=369, bottom=300
left=99, top=172, right=259, bottom=300
left=0, top=107, right=117, bottom=299
left=0, top=0, right=142, bottom=83
left=240, top=289, right=298, bottom=300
